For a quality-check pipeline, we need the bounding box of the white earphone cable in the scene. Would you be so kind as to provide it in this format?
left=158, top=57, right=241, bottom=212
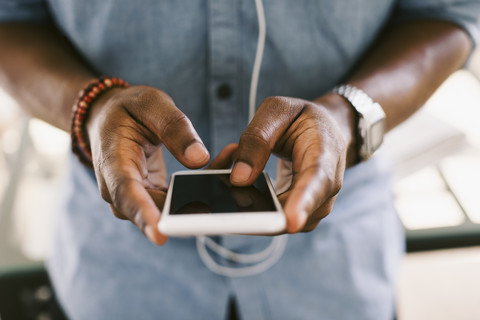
left=248, top=0, right=266, bottom=123
left=196, top=0, right=288, bottom=278
left=196, top=235, right=288, bottom=278
left=202, top=233, right=278, bottom=264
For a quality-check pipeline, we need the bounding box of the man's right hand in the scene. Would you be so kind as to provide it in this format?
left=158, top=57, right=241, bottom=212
left=86, top=85, right=210, bottom=245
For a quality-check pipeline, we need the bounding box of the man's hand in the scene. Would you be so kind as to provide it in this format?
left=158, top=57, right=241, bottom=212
left=230, top=95, right=357, bottom=233
left=86, top=86, right=210, bottom=245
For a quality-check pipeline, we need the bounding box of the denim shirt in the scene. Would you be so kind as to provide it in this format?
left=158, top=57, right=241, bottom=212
left=1, top=1, right=480, bottom=319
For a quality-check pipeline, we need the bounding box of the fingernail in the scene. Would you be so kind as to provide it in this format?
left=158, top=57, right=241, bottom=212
left=231, top=161, right=252, bottom=184
left=144, top=225, right=156, bottom=243
left=184, top=142, right=209, bottom=164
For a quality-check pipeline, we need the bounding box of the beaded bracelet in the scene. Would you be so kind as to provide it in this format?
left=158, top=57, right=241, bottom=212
left=71, top=76, right=129, bottom=167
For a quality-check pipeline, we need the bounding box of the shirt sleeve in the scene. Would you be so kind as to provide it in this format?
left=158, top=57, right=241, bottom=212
left=394, top=0, right=480, bottom=47
left=0, top=0, right=50, bottom=23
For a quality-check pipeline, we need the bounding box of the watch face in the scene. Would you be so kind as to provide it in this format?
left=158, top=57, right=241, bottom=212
left=370, top=119, right=385, bottom=151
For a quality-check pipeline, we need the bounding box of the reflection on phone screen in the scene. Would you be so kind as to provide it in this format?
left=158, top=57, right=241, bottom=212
left=170, top=174, right=277, bottom=214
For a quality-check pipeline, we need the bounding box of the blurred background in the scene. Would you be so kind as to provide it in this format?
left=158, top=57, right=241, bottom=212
left=1, top=49, right=480, bottom=319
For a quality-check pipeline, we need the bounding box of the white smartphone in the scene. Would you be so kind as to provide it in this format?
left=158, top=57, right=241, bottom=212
left=157, top=169, right=286, bottom=236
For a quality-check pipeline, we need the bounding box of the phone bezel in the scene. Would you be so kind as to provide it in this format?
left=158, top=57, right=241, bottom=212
left=157, top=169, right=285, bottom=236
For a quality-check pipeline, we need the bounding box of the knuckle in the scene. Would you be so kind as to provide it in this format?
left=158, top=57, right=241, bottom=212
left=262, top=96, right=289, bottom=108
left=240, top=126, right=271, bottom=148
left=302, top=224, right=317, bottom=233
left=99, top=186, right=111, bottom=203
left=160, top=112, right=190, bottom=136
left=325, top=172, right=342, bottom=197
left=327, top=165, right=344, bottom=196
left=259, top=96, right=289, bottom=114
left=325, top=174, right=342, bottom=196
left=133, top=87, right=172, bottom=107
left=332, top=179, right=343, bottom=196
left=112, top=212, right=124, bottom=220
left=316, top=153, right=343, bottom=197
left=94, top=169, right=113, bottom=204
left=302, top=218, right=321, bottom=233
left=260, top=96, right=306, bottom=115
left=302, top=205, right=334, bottom=233
left=111, top=206, right=127, bottom=220
left=323, top=199, right=335, bottom=215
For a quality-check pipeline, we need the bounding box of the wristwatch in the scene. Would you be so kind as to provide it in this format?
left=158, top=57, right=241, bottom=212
left=332, top=84, right=386, bottom=161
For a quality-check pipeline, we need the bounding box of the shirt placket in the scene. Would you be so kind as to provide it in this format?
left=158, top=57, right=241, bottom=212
left=207, top=0, right=242, bottom=156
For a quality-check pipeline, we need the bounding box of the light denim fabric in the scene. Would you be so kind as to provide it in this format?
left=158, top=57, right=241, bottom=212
left=1, top=0, right=480, bottom=319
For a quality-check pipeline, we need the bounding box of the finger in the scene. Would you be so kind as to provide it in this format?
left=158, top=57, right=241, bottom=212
left=100, top=143, right=167, bottom=245
left=146, top=188, right=169, bottom=243
left=94, top=139, right=168, bottom=244
left=283, top=159, right=342, bottom=233
left=230, top=97, right=304, bottom=186
left=134, top=90, right=210, bottom=168
left=106, top=177, right=168, bottom=244
left=207, top=143, right=238, bottom=170
left=301, top=197, right=336, bottom=232
left=114, top=174, right=167, bottom=245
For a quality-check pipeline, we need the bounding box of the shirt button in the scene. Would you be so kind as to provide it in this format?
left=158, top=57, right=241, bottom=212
left=216, top=83, right=233, bottom=100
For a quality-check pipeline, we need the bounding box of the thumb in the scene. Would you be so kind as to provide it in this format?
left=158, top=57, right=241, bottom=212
left=230, top=97, right=304, bottom=186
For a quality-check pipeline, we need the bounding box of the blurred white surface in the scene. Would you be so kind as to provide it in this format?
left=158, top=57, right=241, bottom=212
left=394, top=166, right=466, bottom=230
left=398, top=246, right=480, bottom=320
left=440, top=154, right=480, bottom=223
left=0, top=87, right=69, bottom=264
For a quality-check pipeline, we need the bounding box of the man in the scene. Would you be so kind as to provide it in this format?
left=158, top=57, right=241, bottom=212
left=1, top=0, right=479, bottom=319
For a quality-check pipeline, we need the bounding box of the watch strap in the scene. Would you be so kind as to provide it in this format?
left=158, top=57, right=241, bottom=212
left=332, top=84, right=386, bottom=161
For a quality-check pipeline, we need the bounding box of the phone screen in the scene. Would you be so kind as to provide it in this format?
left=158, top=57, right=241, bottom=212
left=169, top=173, right=277, bottom=214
